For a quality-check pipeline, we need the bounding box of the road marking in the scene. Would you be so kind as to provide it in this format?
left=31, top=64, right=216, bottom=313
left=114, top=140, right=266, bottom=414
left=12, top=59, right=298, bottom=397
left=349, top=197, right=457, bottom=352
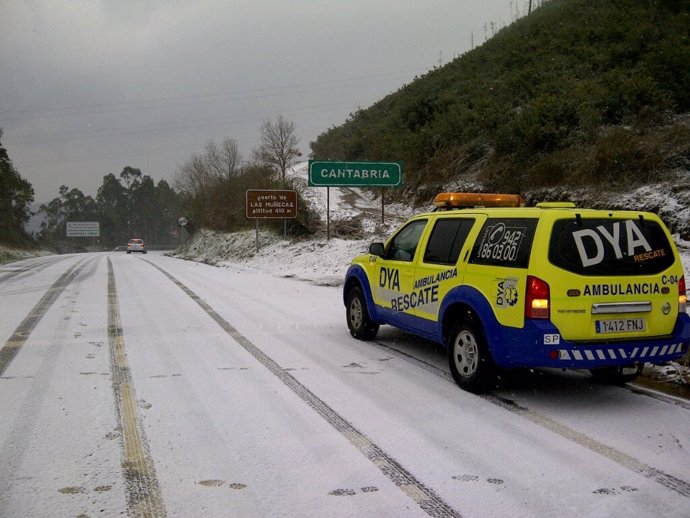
left=145, top=260, right=463, bottom=518
left=107, top=258, right=167, bottom=518
left=0, top=260, right=85, bottom=376
left=374, top=340, right=690, bottom=498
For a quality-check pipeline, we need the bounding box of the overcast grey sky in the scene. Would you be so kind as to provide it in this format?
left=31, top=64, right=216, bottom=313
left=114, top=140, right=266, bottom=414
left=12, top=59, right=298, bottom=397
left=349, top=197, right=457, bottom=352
left=1, top=1, right=519, bottom=204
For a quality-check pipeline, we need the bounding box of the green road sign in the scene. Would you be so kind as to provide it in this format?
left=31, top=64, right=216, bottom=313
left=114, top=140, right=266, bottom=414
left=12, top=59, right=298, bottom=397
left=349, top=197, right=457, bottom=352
left=308, top=160, right=402, bottom=187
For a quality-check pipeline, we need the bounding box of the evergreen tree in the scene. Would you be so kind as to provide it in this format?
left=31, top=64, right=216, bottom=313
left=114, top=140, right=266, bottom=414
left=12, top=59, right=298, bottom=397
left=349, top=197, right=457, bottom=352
left=0, top=129, right=34, bottom=246
left=96, top=173, right=128, bottom=248
left=37, top=185, right=94, bottom=246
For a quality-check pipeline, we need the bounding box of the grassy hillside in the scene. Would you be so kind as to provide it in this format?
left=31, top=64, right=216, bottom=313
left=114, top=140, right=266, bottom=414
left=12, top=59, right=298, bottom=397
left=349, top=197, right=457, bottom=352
left=310, top=0, right=690, bottom=201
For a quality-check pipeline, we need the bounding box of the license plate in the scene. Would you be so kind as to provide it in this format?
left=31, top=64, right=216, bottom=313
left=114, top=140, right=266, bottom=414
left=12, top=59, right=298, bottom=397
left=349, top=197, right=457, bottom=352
left=595, top=318, right=646, bottom=334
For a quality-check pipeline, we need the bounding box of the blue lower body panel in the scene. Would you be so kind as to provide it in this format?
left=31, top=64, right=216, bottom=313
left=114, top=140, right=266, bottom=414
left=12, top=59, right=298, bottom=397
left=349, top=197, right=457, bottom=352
left=368, top=282, right=690, bottom=370
left=488, top=314, right=690, bottom=369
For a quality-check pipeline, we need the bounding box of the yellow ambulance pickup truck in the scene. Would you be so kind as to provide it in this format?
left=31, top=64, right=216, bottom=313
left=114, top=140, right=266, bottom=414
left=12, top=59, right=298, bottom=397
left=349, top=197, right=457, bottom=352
left=344, top=193, right=690, bottom=393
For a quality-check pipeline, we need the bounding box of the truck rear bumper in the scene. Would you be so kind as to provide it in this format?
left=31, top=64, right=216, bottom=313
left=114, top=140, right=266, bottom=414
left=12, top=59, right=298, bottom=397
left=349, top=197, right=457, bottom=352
left=490, top=313, right=690, bottom=369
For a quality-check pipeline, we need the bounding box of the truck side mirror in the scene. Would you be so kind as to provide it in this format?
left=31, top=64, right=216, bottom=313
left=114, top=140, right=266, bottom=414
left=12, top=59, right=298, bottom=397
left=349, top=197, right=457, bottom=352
left=369, top=242, right=385, bottom=257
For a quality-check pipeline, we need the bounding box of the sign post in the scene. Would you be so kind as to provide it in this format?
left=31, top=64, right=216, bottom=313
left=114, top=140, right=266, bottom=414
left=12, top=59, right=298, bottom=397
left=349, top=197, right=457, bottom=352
left=245, top=189, right=298, bottom=252
left=308, top=160, right=403, bottom=239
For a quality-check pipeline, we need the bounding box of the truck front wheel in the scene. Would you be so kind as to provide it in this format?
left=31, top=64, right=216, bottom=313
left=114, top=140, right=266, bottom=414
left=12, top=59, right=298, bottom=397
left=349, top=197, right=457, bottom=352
left=346, top=287, right=379, bottom=340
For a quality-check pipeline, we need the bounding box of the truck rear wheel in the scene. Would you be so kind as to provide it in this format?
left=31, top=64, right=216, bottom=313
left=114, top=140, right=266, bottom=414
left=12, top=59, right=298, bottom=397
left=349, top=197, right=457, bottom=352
left=448, top=320, right=498, bottom=393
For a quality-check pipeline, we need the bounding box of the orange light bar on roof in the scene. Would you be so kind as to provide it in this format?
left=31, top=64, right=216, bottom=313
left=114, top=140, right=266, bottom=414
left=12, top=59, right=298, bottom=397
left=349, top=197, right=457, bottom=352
left=433, top=192, right=526, bottom=209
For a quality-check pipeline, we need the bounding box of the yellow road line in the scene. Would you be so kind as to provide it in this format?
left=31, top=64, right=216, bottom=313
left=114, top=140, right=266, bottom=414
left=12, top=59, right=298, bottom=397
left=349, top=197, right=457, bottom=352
left=107, top=258, right=167, bottom=518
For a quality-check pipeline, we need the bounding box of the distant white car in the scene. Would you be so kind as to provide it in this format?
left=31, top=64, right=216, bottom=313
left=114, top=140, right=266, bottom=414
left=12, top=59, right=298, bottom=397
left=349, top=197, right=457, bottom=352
left=127, top=238, right=147, bottom=254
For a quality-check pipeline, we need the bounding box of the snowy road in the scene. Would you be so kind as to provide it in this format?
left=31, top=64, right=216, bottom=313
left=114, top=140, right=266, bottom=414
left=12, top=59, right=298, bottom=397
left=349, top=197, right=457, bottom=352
left=1, top=252, right=689, bottom=517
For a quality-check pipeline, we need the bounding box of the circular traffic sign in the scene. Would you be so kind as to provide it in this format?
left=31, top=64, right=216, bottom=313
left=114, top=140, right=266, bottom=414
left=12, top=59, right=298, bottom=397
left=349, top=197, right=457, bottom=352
left=178, top=217, right=188, bottom=227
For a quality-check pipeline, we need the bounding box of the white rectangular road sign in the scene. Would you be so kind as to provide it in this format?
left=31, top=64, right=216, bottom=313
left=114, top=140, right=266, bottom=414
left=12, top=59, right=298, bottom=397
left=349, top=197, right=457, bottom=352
left=66, top=221, right=100, bottom=237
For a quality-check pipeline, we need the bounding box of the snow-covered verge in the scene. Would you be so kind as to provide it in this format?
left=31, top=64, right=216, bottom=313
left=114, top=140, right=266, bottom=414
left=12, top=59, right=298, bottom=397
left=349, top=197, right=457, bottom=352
left=0, top=245, right=49, bottom=264
left=173, top=228, right=371, bottom=287
left=173, top=162, right=416, bottom=287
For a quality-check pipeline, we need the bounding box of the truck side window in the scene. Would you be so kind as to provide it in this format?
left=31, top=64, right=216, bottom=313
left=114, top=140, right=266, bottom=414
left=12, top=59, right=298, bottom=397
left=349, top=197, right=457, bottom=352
left=469, top=218, right=538, bottom=268
left=386, top=220, right=427, bottom=262
left=423, top=218, right=473, bottom=265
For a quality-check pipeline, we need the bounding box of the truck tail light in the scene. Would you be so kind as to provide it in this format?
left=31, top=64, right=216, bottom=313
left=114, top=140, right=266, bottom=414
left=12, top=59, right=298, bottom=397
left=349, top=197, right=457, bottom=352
left=526, top=276, right=550, bottom=319
left=679, top=275, right=687, bottom=313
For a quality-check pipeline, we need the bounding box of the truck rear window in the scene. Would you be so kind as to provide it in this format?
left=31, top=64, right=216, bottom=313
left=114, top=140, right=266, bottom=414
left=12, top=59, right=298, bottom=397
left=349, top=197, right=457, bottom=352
left=548, top=217, right=674, bottom=275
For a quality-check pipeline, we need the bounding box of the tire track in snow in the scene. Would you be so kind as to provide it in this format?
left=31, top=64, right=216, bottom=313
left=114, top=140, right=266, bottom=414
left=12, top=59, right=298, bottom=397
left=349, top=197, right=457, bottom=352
left=373, top=340, right=690, bottom=498
left=0, top=257, right=92, bottom=511
left=144, top=259, right=463, bottom=518
left=626, top=384, right=690, bottom=411
left=107, top=258, right=167, bottom=518
left=0, top=258, right=86, bottom=376
left=485, top=395, right=690, bottom=497
left=0, top=255, right=69, bottom=284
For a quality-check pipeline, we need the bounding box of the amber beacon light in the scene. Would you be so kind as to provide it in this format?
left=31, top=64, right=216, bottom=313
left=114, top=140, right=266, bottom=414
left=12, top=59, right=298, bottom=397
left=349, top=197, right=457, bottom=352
left=433, top=192, right=526, bottom=209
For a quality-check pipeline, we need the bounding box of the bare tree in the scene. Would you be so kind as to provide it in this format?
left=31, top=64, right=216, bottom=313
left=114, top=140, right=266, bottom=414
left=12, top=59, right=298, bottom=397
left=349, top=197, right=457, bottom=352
left=253, top=114, right=302, bottom=182
left=205, top=138, right=241, bottom=180
left=173, top=153, right=211, bottom=199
